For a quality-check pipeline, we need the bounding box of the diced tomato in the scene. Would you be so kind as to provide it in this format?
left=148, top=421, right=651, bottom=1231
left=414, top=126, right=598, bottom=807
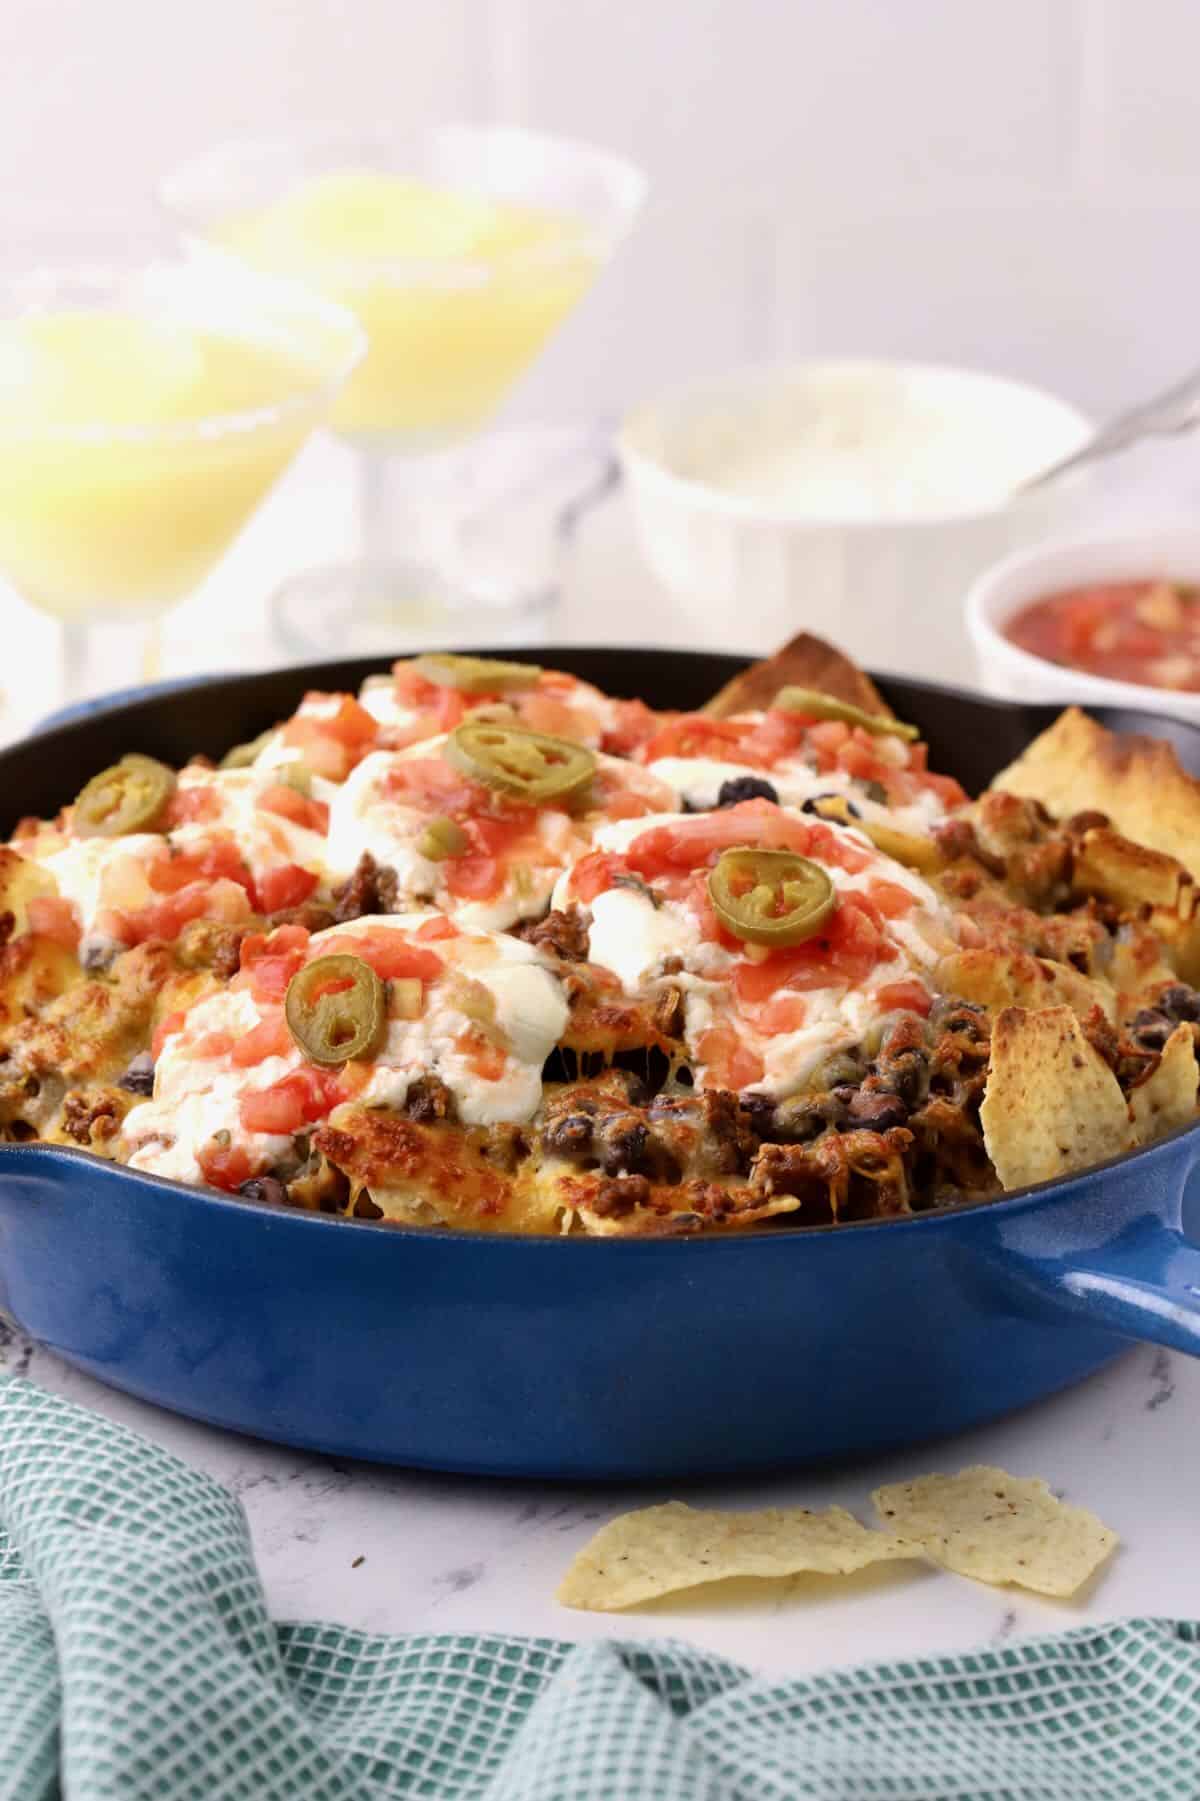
left=696, top=1023, right=764, bottom=1091
left=238, top=1066, right=342, bottom=1135
left=190, top=1031, right=235, bottom=1060
left=874, top=979, right=932, bottom=1017
left=26, top=895, right=81, bottom=951
left=518, top=691, right=585, bottom=741
left=163, top=784, right=222, bottom=826
left=639, top=715, right=753, bottom=765
left=602, top=698, right=660, bottom=756
left=230, top=1012, right=293, bottom=1066
left=737, top=708, right=810, bottom=765
left=322, top=695, right=379, bottom=748
left=197, top=1141, right=254, bottom=1192
left=836, top=736, right=889, bottom=783
left=257, top=785, right=330, bottom=835
left=754, top=992, right=810, bottom=1034
left=414, top=915, right=459, bottom=941
left=256, top=863, right=319, bottom=913
left=626, top=802, right=813, bottom=881
left=385, top=758, right=490, bottom=819
left=569, top=850, right=628, bottom=904
left=391, top=663, right=441, bottom=707
left=236, top=923, right=311, bottom=1000
left=731, top=894, right=893, bottom=1006
left=454, top=1028, right=508, bottom=1082
left=868, top=880, right=918, bottom=919
left=920, top=771, right=969, bottom=809
left=281, top=696, right=377, bottom=781
left=443, top=855, right=503, bottom=900
left=147, top=836, right=254, bottom=897
left=153, top=1010, right=186, bottom=1059
left=433, top=686, right=469, bottom=732
left=326, top=928, right=443, bottom=981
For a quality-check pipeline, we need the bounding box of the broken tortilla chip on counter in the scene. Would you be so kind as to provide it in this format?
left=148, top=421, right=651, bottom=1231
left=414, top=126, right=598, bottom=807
left=558, top=1467, right=1119, bottom=1611
left=872, top=1466, right=1119, bottom=1598
left=555, top=1500, right=917, bottom=1612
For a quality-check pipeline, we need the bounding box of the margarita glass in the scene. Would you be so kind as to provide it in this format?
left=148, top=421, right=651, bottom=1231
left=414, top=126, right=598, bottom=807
left=0, top=253, right=364, bottom=698
left=162, top=125, right=646, bottom=652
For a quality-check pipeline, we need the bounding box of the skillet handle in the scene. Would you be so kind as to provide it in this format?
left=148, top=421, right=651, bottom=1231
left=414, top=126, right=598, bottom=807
left=1010, top=1215, right=1200, bottom=1357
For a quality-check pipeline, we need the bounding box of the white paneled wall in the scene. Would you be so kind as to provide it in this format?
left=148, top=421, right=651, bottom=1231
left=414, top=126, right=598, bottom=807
left=2, top=0, right=1199, bottom=418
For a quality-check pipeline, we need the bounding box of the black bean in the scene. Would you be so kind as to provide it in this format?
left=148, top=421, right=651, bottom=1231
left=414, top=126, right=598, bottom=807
left=596, top=1116, right=649, bottom=1176
left=1131, top=1009, right=1174, bottom=1050
left=545, top=1113, right=595, bottom=1157
left=875, top=1049, right=927, bottom=1107
left=238, top=1175, right=289, bottom=1208
left=118, top=1053, right=156, bottom=1096
left=846, top=1089, right=909, bottom=1131
left=1160, top=985, right=1200, bottom=1024
left=716, top=775, right=778, bottom=808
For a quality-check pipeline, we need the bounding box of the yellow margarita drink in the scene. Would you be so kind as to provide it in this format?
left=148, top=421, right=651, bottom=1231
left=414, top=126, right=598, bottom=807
left=215, top=171, right=600, bottom=441
left=0, top=311, right=335, bottom=619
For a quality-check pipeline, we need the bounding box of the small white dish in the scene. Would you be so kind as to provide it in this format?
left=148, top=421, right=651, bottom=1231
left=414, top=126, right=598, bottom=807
left=619, top=359, right=1093, bottom=684
left=966, top=521, right=1200, bottom=725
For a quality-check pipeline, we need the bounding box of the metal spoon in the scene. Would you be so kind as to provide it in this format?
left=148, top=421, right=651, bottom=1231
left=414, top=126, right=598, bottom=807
left=1018, top=362, right=1200, bottom=493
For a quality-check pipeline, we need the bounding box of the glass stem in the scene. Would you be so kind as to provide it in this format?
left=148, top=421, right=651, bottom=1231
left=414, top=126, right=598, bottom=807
left=60, top=621, right=90, bottom=705
left=59, top=617, right=165, bottom=706
left=356, top=446, right=392, bottom=564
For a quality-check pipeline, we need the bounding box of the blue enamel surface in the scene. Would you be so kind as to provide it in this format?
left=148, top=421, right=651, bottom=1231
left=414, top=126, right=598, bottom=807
left=1, top=1127, right=1198, bottom=1476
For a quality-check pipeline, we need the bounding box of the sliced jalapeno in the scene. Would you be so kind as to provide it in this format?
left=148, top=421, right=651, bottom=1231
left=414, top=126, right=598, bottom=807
left=708, top=846, right=836, bottom=946
left=285, top=953, right=385, bottom=1066
left=773, top=686, right=919, bottom=742
left=219, top=729, right=274, bottom=770
left=858, top=819, right=942, bottom=873
left=416, top=815, right=469, bottom=861
left=73, top=754, right=176, bottom=838
left=415, top=652, right=543, bottom=694
left=445, top=721, right=595, bottom=803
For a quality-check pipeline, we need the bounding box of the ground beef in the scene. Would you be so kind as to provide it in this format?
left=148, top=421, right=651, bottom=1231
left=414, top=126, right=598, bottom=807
left=590, top=1174, right=650, bottom=1218
left=61, top=1089, right=123, bottom=1146
left=332, top=853, right=400, bottom=923
left=402, top=1074, right=456, bottom=1124
left=652, top=984, right=685, bottom=1039
left=517, top=907, right=590, bottom=961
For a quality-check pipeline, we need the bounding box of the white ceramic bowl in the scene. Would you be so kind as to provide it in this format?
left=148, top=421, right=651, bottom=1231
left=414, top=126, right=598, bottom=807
left=966, top=523, right=1200, bottom=725
left=619, top=359, right=1093, bottom=686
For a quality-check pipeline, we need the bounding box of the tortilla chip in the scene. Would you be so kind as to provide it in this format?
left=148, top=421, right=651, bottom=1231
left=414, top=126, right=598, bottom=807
left=991, top=706, right=1200, bottom=877
left=872, top=1466, right=1118, bottom=1597
left=704, top=631, right=892, bottom=721
left=980, top=1005, right=1133, bottom=1189
left=1129, top=1022, right=1199, bottom=1146
left=936, top=948, right=1116, bottom=1024
left=1072, top=828, right=1195, bottom=916
left=556, top=1500, right=916, bottom=1612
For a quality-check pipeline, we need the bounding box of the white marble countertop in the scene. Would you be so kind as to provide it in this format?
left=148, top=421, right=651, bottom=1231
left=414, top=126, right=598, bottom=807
left=2, top=432, right=1198, bottom=1684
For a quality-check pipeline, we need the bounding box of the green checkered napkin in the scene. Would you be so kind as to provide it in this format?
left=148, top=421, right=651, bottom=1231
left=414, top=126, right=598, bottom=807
left=0, top=1379, right=1197, bottom=1801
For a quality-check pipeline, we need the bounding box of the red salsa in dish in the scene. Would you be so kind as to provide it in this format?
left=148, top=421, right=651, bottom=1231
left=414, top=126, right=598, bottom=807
left=1006, top=580, right=1200, bottom=691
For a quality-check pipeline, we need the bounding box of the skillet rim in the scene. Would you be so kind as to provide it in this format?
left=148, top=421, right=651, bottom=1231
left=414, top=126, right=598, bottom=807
left=6, top=643, right=1200, bottom=1245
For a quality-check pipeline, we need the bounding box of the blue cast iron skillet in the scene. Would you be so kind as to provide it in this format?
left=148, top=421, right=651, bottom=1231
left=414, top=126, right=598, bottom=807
left=3, top=647, right=1200, bottom=1479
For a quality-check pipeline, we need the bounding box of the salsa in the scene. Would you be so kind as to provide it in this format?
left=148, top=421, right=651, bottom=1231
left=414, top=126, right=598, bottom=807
left=1006, top=579, right=1200, bottom=691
